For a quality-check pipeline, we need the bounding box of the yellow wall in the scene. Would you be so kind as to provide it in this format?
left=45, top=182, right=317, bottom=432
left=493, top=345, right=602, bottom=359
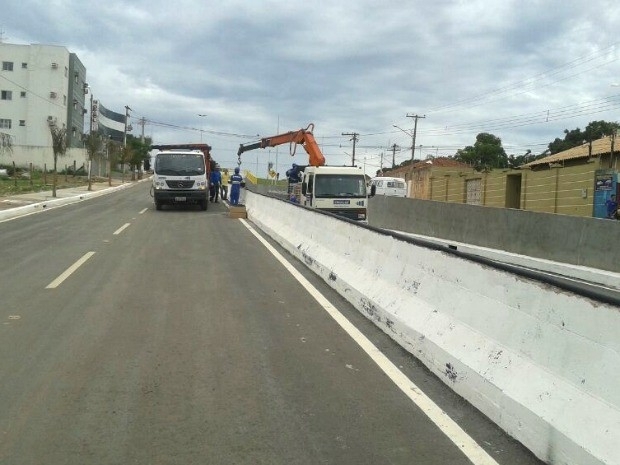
left=522, top=164, right=596, bottom=216
left=382, top=155, right=614, bottom=218
left=421, top=162, right=604, bottom=217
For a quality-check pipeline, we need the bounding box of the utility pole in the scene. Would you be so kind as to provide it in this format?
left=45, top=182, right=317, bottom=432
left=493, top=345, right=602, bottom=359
left=342, top=132, right=359, bottom=167
left=389, top=143, right=400, bottom=168
left=89, top=93, right=94, bottom=134
left=406, top=114, right=425, bottom=198
left=123, top=105, right=132, bottom=182
left=123, top=105, right=132, bottom=148
left=138, top=117, right=146, bottom=143
left=406, top=113, right=425, bottom=164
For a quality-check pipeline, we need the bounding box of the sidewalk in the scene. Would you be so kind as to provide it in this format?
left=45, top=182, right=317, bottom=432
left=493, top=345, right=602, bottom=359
left=0, top=178, right=142, bottom=222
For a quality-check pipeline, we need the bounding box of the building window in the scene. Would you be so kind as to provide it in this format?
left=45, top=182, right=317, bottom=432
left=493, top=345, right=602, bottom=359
left=2, top=61, right=14, bottom=71
left=0, top=119, right=11, bottom=129
left=1, top=90, right=12, bottom=100
left=21, top=62, right=27, bottom=69
left=19, top=120, right=25, bottom=126
left=20, top=91, right=26, bottom=98
left=63, top=95, right=67, bottom=106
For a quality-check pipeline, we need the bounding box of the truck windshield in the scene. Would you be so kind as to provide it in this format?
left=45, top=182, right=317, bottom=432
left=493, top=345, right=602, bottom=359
left=155, top=154, right=205, bottom=176
left=314, top=175, right=367, bottom=198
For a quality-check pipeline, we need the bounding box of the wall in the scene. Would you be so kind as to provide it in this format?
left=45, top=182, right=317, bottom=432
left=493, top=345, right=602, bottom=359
left=369, top=154, right=612, bottom=218
left=245, top=191, right=620, bottom=465
left=368, top=195, right=620, bottom=273
left=2, top=145, right=87, bottom=170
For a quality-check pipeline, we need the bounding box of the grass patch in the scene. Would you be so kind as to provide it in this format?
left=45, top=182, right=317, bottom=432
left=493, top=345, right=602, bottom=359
left=0, top=175, right=91, bottom=197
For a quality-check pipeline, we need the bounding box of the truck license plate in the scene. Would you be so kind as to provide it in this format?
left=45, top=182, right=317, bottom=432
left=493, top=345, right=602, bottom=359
left=175, top=196, right=186, bottom=201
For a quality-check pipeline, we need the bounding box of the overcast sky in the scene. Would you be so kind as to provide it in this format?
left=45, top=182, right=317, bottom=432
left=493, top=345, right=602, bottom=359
left=3, top=0, right=620, bottom=174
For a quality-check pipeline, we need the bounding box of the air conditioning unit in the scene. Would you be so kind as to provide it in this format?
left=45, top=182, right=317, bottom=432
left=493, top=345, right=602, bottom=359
left=47, top=116, right=53, bottom=121
left=51, top=62, right=58, bottom=69
left=50, top=92, right=57, bottom=99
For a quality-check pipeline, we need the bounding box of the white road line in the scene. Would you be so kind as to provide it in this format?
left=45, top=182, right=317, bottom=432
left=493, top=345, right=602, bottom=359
left=139, top=208, right=148, bottom=214
left=46, top=252, right=96, bottom=289
left=241, top=219, right=500, bottom=465
left=113, top=223, right=131, bottom=235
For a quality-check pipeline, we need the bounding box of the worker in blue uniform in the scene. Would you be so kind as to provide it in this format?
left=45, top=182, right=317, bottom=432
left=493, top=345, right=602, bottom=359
left=229, top=167, right=244, bottom=205
left=209, top=165, right=222, bottom=202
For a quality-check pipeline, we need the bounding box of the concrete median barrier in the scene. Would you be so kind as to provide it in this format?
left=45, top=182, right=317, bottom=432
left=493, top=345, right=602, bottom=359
left=245, top=191, right=620, bottom=465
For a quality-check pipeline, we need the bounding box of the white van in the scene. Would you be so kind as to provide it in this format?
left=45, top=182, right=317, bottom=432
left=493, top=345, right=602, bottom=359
left=370, top=176, right=407, bottom=197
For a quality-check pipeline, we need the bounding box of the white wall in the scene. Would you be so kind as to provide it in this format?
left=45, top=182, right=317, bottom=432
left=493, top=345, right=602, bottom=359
left=2, top=145, right=87, bottom=170
left=1, top=43, right=71, bottom=147
left=245, top=191, right=620, bottom=465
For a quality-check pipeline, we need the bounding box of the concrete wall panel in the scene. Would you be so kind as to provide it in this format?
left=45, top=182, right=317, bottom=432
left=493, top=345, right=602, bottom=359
left=245, top=191, right=620, bottom=465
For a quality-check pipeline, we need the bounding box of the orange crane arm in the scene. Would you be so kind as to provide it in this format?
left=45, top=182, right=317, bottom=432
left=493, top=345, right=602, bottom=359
left=237, top=123, right=326, bottom=167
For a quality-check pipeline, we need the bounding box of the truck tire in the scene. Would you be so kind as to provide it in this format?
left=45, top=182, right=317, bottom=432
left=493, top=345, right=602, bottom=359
left=200, top=199, right=207, bottom=211
left=155, top=200, right=162, bottom=211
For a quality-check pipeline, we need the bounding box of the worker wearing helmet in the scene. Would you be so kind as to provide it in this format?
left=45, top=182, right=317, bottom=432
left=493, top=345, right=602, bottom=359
left=229, top=166, right=244, bottom=205
left=286, top=163, right=302, bottom=184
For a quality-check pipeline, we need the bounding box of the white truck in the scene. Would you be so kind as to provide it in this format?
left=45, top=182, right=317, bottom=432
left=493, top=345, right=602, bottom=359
left=150, top=145, right=210, bottom=211
left=237, top=124, right=371, bottom=221
left=297, top=165, right=369, bottom=221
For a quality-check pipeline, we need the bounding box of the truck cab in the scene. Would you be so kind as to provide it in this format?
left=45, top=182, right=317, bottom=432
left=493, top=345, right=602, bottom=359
left=300, top=166, right=369, bottom=221
left=152, top=149, right=209, bottom=210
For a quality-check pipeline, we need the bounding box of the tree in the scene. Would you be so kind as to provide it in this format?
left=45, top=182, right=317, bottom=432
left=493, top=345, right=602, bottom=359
left=126, top=136, right=151, bottom=180
left=119, top=144, right=132, bottom=183
left=454, top=133, right=508, bottom=171
left=105, top=138, right=120, bottom=186
left=49, top=123, right=68, bottom=198
left=84, top=132, right=103, bottom=191
left=548, top=120, right=620, bottom=154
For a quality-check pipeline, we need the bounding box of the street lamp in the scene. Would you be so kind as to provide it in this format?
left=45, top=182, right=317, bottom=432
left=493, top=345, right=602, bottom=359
left=198, top=114, right=207, bottom=143
left=393, top=124, right=415, bottom=163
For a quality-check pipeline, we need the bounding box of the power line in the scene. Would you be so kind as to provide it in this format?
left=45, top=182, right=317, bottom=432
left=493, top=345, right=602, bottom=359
left=426, top=42, right=619, bottom=113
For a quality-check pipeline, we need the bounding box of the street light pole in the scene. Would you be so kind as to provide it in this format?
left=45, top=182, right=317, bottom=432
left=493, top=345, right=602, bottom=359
left=394, top=114, right=425, bottom=198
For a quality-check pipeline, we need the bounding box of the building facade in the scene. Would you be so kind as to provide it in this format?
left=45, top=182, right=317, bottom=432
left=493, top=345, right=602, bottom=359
left=0, top=42, right=88, bottom=169
left=380, top=137, right=619, bottom=219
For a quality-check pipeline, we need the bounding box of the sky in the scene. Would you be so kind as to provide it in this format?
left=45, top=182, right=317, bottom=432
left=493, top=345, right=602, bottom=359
left=2, top=0, right=620, bottom=176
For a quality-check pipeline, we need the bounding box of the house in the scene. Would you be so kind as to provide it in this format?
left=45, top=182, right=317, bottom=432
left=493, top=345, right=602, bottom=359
left=378, top=135, right=619, bottom=218
left=380, top=157, right=472, bottom=199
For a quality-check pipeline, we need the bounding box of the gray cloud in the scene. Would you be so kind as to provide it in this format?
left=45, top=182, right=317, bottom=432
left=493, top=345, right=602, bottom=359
left=3, top=0, right=619, bottom=172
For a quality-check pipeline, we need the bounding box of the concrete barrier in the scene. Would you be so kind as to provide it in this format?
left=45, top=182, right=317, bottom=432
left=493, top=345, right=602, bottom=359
left=245, top=191, right=620, bottom=465
left=368, top=196, right=620, bottom=274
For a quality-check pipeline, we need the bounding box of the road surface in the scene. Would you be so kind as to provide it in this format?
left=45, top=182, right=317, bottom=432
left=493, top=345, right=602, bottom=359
left=0, top=183, right=543, bottom=464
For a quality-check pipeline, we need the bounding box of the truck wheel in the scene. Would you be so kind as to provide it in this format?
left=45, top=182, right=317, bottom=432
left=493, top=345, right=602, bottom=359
left=200, top=199, right=207, bottom=211
left=155, top=200, right=162, bottom=211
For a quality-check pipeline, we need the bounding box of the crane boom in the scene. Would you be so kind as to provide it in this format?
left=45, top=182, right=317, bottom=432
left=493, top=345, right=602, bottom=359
left=237, top=123, right=326, bottom=167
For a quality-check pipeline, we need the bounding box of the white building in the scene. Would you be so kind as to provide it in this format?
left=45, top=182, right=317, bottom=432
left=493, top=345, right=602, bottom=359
left=0, top=42, right=88, bottom=170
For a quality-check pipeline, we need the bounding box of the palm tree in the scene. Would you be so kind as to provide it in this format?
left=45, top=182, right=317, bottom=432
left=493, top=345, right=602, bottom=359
left=49, top=123, right=67, bottom=198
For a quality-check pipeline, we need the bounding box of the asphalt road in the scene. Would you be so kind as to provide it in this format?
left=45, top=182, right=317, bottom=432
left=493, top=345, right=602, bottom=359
left=0, top=183, right=543, bottom=465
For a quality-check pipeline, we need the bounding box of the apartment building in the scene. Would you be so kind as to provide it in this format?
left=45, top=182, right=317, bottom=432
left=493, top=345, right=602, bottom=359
left=0, top=42, right=88, bottom=168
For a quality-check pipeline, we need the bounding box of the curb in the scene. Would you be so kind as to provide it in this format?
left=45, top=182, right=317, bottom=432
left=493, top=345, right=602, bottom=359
left=0, top=179, right=145, bottom=223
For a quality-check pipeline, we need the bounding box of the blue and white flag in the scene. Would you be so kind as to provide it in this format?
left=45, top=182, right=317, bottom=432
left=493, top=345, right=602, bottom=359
left=95, top=102, right=126, bottom=142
